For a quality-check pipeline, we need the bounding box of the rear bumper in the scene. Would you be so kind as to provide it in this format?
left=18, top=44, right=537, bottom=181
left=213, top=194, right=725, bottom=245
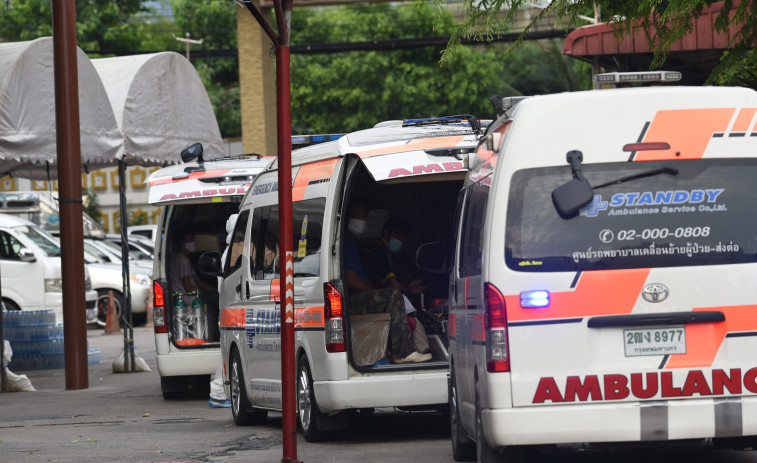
left=314, top=370, right=448, bottom=413
left=484, top=396, right=757, bottom=447
left=156, top=349, right=221, bottom=377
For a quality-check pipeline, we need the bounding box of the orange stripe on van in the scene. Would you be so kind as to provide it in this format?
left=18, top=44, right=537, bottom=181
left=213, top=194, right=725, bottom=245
left=665, top=304, right=757, bottom=369
left=356, top=136, right=466, bottom=158
left=295, top=306, right=325, bottom=328
left=505, top=269, right=650, bottom=322
left=221, top=308, right=245, bottom=328
left=732, top=108, right=757, bottom=132
left=633, top=109, right=735, bottom=161
left=292, top=158, right=339, bottom=202
left=269, top=279, right=280, bottom=302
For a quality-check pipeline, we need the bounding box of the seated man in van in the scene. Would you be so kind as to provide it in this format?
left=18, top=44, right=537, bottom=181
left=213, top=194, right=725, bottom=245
left=171, top=231, right=216, bottom=307
left=363, top=217, right=426, bottom=312
left=343, top=201, right=431, bottom=364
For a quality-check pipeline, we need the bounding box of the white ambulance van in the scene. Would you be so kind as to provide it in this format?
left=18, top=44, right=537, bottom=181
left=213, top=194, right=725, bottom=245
left=427, top=86, right=757, bottom=461
left=211, top=118, right=482, bottom=440
left=147, top=147, right=273, bottom=398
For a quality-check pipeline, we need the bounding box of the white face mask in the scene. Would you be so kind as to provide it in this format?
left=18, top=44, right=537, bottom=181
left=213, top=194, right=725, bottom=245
left=388, top=237, right=403, bottom=253
left=348, top=219, right=367, bottom=235
left=184, top=241, right=196, bottom=253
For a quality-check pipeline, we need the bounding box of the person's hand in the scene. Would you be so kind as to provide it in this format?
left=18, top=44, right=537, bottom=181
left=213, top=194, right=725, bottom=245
left=406, top=279, right=426, bottom=294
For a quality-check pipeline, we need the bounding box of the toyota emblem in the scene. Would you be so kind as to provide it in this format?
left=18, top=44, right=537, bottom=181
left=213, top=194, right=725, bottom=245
left=642, top=283, right=668, bottom=303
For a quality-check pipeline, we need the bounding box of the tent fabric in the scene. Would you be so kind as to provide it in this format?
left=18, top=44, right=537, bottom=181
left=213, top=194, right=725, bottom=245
left=92, top=52, right=224, bottom=165
left=0, top=38, right=123, bottom=179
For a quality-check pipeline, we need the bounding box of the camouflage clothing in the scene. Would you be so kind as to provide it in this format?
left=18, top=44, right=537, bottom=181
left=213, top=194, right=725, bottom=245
left=350, top=287, right=415, bottom=359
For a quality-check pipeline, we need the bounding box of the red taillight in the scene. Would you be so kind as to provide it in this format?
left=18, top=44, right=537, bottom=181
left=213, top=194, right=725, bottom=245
left=484, top=283, right=509, bottom=372
left=153, top=281, right=167, bottom=333
left=323, top=283, right=345, bottom=352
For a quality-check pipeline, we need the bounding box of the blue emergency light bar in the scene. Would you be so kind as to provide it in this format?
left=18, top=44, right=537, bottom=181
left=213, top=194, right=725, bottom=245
left=291, top=134, right=344, bottom=146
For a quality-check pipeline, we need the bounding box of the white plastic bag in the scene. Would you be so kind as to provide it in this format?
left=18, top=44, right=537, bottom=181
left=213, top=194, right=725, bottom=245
left=6, top=369, right=36, bottom=392
left=3, top=340, right=12, bottom=366
left=112, top=348, right=151, bottom=373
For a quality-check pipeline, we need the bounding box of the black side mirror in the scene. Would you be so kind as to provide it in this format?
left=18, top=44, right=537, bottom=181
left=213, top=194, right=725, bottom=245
left=552, top=150, right=594, bottom=217
left=181, top=143, right=204, bottom=163
left=415, top=242, right=451, bottom=274
left=197, top=251, right=222, bottom=276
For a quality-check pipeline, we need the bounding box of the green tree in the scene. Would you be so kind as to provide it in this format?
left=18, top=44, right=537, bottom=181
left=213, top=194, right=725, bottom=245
left=440, top=0, right=756, bottom=86
left=290, top=3, right=590, bottom=133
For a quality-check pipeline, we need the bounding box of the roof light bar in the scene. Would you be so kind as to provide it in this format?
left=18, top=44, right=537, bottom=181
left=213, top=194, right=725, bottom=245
left=622, top=142, right=671, bottom=152
left=291, top=134, right=344, bottom=146
left=593, top=71, right=682, bottom=85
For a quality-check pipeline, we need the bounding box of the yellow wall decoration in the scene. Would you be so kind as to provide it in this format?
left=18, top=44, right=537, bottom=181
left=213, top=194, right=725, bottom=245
left=91, top=171, right=107, bottom=190
left=0, top=176, right=16, bottom=191
left=129, top=166, right=147, bottom=189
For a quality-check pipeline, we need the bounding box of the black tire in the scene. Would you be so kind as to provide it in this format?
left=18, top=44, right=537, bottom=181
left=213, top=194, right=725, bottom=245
left=161, top=375, right=188, bottom=400
left=475, top=392, right=525, bottom=463
left=95, top=290, right=123, bottom=328
left=451, top=365, right=475, bottom=461
left=2, top=298, right=20, bottom=311
left=132, top=312, right=147, bottom=326
left=230, top=347, right=267, bottom=425
left=297, top=355, right=328, bottom=442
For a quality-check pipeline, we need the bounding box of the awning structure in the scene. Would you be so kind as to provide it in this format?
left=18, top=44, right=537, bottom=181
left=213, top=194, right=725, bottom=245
left=92, top=52, right=224, bottom=166
left=0, top=37, right=122, bottom=179
left=563, top=2, right=737, bottom=84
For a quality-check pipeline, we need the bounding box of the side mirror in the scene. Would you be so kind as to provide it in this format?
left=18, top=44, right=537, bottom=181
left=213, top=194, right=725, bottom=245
left=415, top=242, right=451, bottom=274
left=197, top=251, right=222, bottom=276
left=552, top=150, right=594, bottom=217
left=19, top=248, right=36, bottom=263
left=181, top=143, right=204, bottom=163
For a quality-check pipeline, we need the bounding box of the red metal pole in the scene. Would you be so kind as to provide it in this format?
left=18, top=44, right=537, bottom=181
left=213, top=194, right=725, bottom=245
left=52, top=0, right=88, bottom=390
left=276, top=42, right=299, bottom=463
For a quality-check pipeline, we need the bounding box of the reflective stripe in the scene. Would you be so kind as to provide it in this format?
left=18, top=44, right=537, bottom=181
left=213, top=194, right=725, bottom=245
left=292, top=158, right=338, bottom=202
left=715, top=398, right=743, bottom=437
left=220, top=307, right=245, bottom=328
left=640, top=401, right=668, bottom=441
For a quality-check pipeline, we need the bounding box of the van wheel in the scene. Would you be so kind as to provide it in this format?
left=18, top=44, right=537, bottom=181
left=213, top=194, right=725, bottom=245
left=297, top=355, right=328, bottom=442
left=95, top=290, right=123, bottom=328
left=451, top=366, right=475, bottom=461
left=475, top=393, right=525, bottom=463
left=230, top=348, right=268, bottom=425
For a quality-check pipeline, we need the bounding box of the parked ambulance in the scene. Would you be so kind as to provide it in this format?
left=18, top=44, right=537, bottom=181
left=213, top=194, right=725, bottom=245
left=147, top=147, right=273, bottom=398
left=426, top=86, right=757, bottom=461
left=210, top=118, right=482, bottom=441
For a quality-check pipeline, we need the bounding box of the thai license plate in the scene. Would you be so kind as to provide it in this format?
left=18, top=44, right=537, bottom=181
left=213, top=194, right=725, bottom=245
left=624, top=327, right=686, bottom=357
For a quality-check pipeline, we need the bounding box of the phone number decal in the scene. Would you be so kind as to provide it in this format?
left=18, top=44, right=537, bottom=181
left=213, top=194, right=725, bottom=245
left=599, top=227, right=711, bottom=243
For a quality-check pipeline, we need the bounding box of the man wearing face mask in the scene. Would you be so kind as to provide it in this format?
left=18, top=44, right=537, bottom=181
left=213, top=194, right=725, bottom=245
left=170, top=231, right=215, bottom=306
left=363, top=217, right=426, bottom=303
left=343, top=200, right=431, bottom=364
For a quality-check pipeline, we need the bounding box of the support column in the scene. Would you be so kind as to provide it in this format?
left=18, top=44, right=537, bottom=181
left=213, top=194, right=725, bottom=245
left=237, top=2, right=278, bottom=156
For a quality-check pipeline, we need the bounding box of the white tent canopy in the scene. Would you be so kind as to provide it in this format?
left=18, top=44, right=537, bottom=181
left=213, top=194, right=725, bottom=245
left=92, top=52, right=224, bottom=165
left=0, top=37, right=123, bottom=179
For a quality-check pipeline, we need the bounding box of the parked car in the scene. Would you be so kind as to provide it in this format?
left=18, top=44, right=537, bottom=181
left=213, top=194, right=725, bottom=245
left=105, top=233, right=154, bottom=261
left=127, top=224, right=158, bottom=247
left=82, top=246, right=152, bottom=327
left=84, top=237, right=152, bottom=273
left=0, top=213, right=98, bottom=324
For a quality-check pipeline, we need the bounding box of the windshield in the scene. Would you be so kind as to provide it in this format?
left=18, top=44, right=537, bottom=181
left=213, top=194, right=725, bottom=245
left=14, top=224, right=61, bottom=257
left=506, top=159, right=757, bottom=272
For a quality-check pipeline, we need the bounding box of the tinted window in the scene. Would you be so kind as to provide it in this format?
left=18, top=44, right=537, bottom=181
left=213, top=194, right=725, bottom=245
left=0, top=231, right=23, bottom=260
left=459, top=180, right=490, bottom=277
left=224, top=210, right=249, bottom=277
left=506, top=159, right=757, bottom=272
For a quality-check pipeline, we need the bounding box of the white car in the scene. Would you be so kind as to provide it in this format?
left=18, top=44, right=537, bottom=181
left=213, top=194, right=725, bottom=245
left=83, top=244, right=152, bottom=327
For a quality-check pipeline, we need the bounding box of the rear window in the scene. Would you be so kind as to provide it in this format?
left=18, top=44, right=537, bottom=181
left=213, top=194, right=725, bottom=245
left=506, top=159, right=757, bottom=272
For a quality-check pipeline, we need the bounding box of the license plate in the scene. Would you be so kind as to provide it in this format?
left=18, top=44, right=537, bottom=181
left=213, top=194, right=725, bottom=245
left=624, top=327, right=686, bottom=357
